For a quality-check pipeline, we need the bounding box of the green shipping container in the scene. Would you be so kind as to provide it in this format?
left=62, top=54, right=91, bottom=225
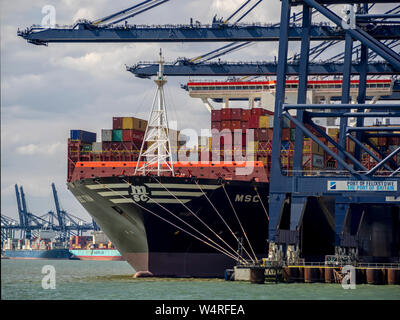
left=290, top=128, right=296, bottom=141
left=81, top=144, right=92, bottom=152
left=112, top=129, right=123, bottom=142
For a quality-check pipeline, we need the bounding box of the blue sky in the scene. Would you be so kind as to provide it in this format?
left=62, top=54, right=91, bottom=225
left=1, top=1, right=397, bottom=223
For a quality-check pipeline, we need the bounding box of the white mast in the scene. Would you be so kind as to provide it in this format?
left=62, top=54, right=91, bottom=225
left=135, top=49, right=175, bottom=176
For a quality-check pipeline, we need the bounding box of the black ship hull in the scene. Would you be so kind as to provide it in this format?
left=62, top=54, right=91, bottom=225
left=68, top=176, right=269, bottom=277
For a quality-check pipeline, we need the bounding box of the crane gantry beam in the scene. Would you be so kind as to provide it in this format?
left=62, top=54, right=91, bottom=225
left=18, top=23, right=400, bottom=46
left=127, top=61, right=399, bottom=78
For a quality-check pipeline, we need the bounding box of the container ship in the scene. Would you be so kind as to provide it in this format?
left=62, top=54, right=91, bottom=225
left=69, top=232, right=123, bottom=261
left=66, top=77, right=400, bottom=277
left=2, top=231, right=71, bottom=260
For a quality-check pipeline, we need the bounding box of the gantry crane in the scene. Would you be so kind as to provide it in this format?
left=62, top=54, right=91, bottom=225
left=17, top=0, right=400, bottom=264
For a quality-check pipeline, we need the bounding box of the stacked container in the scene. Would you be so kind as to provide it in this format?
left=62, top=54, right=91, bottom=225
left=67, top=116, right=148, bottom=182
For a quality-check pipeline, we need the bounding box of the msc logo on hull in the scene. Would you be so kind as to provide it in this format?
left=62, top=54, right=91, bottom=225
left=234, top=194, right=260, bottom=203
left=128, top=185, right=149, bottom=202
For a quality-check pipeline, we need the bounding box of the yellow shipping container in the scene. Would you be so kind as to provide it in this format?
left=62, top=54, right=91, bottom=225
left=303, top=138, right=324, bottom=155
left=133, top=117, right=148, bottom=131
left=122, top=117, right=134, bottom=129
left=327, top=128, right=339, bottom=136
left=370, top=137, right=378, bottom=146
left=259, top=116, right=269, bottom=129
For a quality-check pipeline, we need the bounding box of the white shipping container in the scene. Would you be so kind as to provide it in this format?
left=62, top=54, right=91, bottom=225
left=92, top=231, right=110, bottom=244
left=269, top=116, right=274, bottom=128
left=39, top=230, right=56, bottom=240
left=312, top=154, right=325, bottom=169
left=92, top=142, right=102, bottom=152
left=102, top=129, right=113, bottom=142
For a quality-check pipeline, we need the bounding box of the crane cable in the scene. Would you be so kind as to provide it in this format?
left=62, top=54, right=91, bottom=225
left=151, top=177, right=247, bottom=263
left=254, top=186, right=269, bottom=221
left=194, top=180, right=255, bottom=264
left=221, top=183, right=258, bottom=263
left=119, top=179, right=246, bottom=263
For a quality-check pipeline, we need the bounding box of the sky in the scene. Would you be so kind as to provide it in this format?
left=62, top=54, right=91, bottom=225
left=1, top=0, right=397, bottom=223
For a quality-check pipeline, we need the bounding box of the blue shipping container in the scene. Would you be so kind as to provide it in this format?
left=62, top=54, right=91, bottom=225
left=70, top=130, right=97, bottom=143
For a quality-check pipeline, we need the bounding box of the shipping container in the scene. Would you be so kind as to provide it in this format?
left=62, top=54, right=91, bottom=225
left=113, top=117, right=123, bottom=130
left=282, top=117, right=290, bottom=129
left=269, top=115, right=274, bottom=128
left=369, top=137, right=378, bottom=146
left=303, top=154, right=325, bottom=169
left=211, top=110, right=222, bottom=122
left=233, top=131, right=247, bottom=146
left=133, top=118, right=148, bottom=132
left=303, top=139, right=324, bottom=155
left=92, top=142, right=102, bottom=152
left=241, top=109, right=251, bottom=121
left=70, top=130, right=96, bottom=143
left=378, top=136, right=387, bottom=147
left=249, top=115, right=259, bottom=129
left=327, top=128, right=340, bottom=137
left=257, top=128, right=270, bottom=141
left=282, top=128, right=290, bottom=141
left=211, top=121, right=221, bottom=131
left=290, top=128, right=296, bottom=141
left=122, top=117, right=134, bottom=129
left=221, top=108, right=231, bottom=120
left=231, top=120, right=241, bottom=130
left=80, top=143, right=92, bottom=152
left=259, top=116, right=269, bottom=128
left=251, top=108, right=273, bottom=116
left=230, top=108, right=242, bottom=120
left=346, top=139, right=356, bottom=153
left=122, top=129, right=145, bottom=142
left=221, top=121, right=231, bottom=130
left=241, top=121, right=250, bottom=130
left=388, top=137, right=400, bottom=145
left=101, top=129, right=113, bottom=142
left=112, top=130, right=123, bottom=142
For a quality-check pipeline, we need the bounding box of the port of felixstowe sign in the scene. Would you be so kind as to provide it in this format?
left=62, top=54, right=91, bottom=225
left=327, top=180, right=398, bottom=192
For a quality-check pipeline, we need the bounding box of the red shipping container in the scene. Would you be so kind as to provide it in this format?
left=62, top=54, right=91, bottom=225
left=221, top=120, right=231, bottom=130
left=231, top=120, right=241, bottom=130
left=102, top=142, right=112, bottom=151
left=211, top=110, right=222, bottom=122
left=241, top=121, right=250, bottom=130
left=110, top=142, right=124, bottom=150
left=378, top=137, right=387, bottom=147
left=211, top=121, right=221, bottom=131
left=258, top=142, right=271, bottom=155
left=221, top=108, right=231, bottom=120
left=248, top=115, right=260, bottom=129
left=241, top=109, right=251, bottom=121
left=282, top=128, right=290, bottom=141
left=251, top=108, right=274, bottom=116
left=122, top=129, right=144, bottom=142
left=258, top=128, right=269, bottom=141
left=113, top=117, right=123, bottom=130
left=230, top=108, right=242, bottom=120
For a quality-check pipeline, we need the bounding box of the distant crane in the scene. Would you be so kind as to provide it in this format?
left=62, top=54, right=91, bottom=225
left=3, top=184, right=97, bottom=243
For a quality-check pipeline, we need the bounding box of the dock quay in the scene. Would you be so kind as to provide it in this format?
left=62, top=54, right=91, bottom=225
left=228, top=262, right=400, bottom=285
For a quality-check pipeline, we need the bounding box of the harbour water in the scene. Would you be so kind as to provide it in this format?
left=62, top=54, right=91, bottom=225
left=1, top=260, right=399, bottom=300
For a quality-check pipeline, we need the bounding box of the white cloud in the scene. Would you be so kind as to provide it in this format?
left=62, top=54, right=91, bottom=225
left=16, top=142, right=64, bottom=156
